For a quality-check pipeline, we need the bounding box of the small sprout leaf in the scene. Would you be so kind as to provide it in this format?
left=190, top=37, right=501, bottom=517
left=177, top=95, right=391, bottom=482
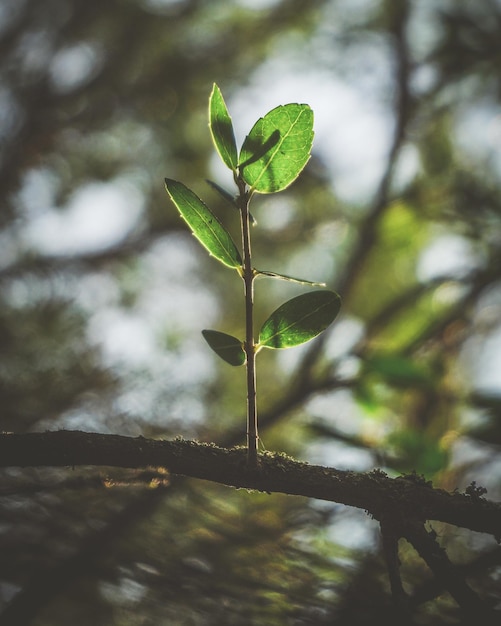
left=239, top=103, right=314, bottom=193
left=256, top=269, right=325, bottom=287
left=206, top=179, right=237, bottom=207
left=206, top=179, right=256, bottom=225
left=165, top=178, right=242, bottom=269
left=258, top=290, right=340, bottom=349
left=209, top=83, right=238, bottom=171
left=202, top=329, right=246, bottom=366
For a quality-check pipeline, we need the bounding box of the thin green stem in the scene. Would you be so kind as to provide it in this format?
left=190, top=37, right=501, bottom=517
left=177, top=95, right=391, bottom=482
left=237, top=176, right=258, bottom=467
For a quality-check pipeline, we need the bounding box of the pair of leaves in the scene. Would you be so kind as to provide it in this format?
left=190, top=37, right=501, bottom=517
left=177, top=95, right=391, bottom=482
left=209, top=83, right=314, bottom=193
left=203, top=290, right=341, bottom=366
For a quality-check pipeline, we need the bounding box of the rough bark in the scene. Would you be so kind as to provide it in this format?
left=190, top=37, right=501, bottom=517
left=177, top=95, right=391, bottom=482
left=1, top=430, right=500, bottom=538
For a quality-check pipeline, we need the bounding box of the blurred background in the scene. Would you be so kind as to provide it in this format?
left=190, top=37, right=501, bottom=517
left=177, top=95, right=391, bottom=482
left=1, top=0, right=501, bottom=623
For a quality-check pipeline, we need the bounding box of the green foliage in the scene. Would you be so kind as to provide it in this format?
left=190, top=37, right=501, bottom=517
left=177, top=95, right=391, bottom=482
left=255, top=269, right=326, bottom=287
left=201, top=329, right=246, bottom=366
left=164, top=178, right=242, bottom=269
left=348, top=200, right=429, bottom=323
left=388, top=429, right=450, bottom=477
left=258, top=290, right=341, bottom=350
left=166, top=84, right=340, bottom=459
left=209, top=83, right=238, bottom=171
left=239, top=103, right=314, bottom=193
left=363, top=353, right=433, bottom=389
left=3, top=1, right=501, bottom=621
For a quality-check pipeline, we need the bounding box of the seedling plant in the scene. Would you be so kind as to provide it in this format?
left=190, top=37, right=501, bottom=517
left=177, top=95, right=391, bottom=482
left=165, top=84, right=341, bottom=466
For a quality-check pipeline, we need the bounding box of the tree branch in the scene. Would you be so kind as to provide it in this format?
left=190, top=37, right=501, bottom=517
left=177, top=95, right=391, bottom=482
left=1, top=431, right=500, bottom=538
left=403, top=520, right=499, bottom=622
left=380, top=516, right=409, bottom=616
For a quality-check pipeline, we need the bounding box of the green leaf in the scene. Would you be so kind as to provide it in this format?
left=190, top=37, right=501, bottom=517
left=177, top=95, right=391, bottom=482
left=364, top=354, right=433, bottom=389
left=209, top=83, right=238, bottom=171
left=239, top=103, right=314, bottom=193
left=202, top=330, right=246, bottom=366
left=258, top=290, right=341, bottom=349
left=165, top=178, right=242, bottom=270
left=206, top=179, right=237, bottom=207
left=388, top=429, right=449, bottom=477
left=256, top=269, right=325, bottom=287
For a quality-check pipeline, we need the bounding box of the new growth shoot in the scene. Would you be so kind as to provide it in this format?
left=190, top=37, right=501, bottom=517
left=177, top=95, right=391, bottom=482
left=165, top=84, right=341, bottom=466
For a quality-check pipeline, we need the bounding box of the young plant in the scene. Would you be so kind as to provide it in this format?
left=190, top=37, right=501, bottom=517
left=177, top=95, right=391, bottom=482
left=165, top=83, right=341, bottom=466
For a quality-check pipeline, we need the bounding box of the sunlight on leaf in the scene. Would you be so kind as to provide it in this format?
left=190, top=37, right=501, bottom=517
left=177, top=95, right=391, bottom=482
left=202, top=329, right=246, bottom=366
left=239, top=104, right=314, bottom=193
left=258, top=290, right=340, bottom=349
left=165, top=178, right=242, bottom=270
left=209, top=83, right=238, bottom=171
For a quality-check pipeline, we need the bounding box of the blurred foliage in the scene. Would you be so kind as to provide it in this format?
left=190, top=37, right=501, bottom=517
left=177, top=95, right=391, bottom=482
left=1, top=0, right=501, bottom=623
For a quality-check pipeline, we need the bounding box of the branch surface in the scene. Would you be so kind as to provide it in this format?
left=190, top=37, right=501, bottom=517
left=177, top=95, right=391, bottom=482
left=1, top=431, right=500, bottom=538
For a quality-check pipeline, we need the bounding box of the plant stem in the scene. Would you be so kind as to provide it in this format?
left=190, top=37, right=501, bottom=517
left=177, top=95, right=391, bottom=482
left=237, top=176, right=258, bottom=467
